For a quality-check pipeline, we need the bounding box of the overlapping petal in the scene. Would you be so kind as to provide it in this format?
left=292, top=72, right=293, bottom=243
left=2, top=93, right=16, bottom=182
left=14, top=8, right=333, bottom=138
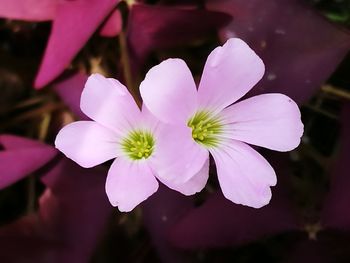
left=140, top=58, right=198, bottom=125
left=220, top=94, right=304, bottom=151
left=198, top=38, right=265, bottom=112
left=55, top=121, right=120, bottom=168
left=211, top=140, right=276, bottom=208
left=105, top=158, right=159, bottom=212
left=81, top=74, right=141, bottom=134
left=152, top=124, right=209, bottom=184
left=158, top=159, right=209, bottom=196
left=140, top=104, right=159, bottom=133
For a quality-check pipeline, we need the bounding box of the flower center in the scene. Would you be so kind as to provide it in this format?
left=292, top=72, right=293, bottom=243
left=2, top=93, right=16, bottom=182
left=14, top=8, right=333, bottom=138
left=188, top=111, right=223, bottom=147
left=121, top=130, right=155, bottom=160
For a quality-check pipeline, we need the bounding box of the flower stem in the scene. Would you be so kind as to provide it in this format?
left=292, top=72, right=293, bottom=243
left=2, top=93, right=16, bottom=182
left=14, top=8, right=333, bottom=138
left=119, top=30, right=142, bottom=108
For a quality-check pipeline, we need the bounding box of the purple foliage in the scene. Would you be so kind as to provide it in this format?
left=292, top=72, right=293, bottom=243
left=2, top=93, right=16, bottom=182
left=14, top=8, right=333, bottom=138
left=0, top=158, right=111, bottom=262
left=322, top=103, right=350, bottom=231
left=207, top=0, right=350, bottom=104
left=53, top=73, right=88, bottom=120
left=34, top=0, right=119, bottom=88
left=0, top=135, right=57, bottom=189
left=127, top=3, right=232, bottom=68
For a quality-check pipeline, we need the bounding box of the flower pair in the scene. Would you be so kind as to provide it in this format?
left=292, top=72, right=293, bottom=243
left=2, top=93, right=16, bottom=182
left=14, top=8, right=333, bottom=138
left=55, top=38, right=303, bottom=212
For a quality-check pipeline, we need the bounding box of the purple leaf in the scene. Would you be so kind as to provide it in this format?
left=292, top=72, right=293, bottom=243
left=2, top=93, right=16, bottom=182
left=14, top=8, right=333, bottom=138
left=127, top=3, right=232, bottom=64
left=169, top=191, right=299, bottom=249
left=0, top=158, right=111, bottom=262
left=285, top=230, right=350, bottom=263
left=0, top=0, right=56, bottom=21
left=39, top=158, right=111, bottom=262
left=34, top=0, right=119, bottom=88
left=99, top=9, right=122, bottom=37
left=142, top=185, right=194, bottom=262
left=0, top=134, right=57, bottom=189
left=207, top=0, right=350, bottom=104
left=321, top=102, right=350, bottom=231
left=53, top=72, right=88, bottom=120
left=0, top=215, right=60, bottom=262
left=168, top=154, right=299, bottom=249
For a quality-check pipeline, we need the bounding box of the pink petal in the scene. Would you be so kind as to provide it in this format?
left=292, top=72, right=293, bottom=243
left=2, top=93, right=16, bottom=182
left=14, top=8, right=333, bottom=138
left=55, top=121, right=119, bottom=168
left=151, top=124, right=209, bottom=184
left=141, top=104, right=159, bottom=132
left=198, top=38, right=264, bottom=112
left=140, top=58, right=198, bottom=125
left=80, top=73, right=141, bottom=134
left=158, top=158, right=209, bottom=196
left=105, top=158, right=159, bottom=212
left=99, top=9, right=122, bottom=37
left=0, top=0, right=56, bottom=21
left=221, top=93, right=304, bottom=151
left=34, top=0, right=119, bottom=88
left=0, top=135, right=57, bottom=189
left=211, top=140, right=276, bottom=208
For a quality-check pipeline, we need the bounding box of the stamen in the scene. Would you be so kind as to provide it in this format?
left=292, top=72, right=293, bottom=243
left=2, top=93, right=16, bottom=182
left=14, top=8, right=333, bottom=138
left=121, top=130, right=155, bottom=160
left=188, top=111, right=223, bottom=147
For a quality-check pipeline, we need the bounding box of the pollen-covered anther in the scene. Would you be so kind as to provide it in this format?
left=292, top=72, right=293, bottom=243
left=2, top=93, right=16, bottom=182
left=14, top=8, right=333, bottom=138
left=188, top=111, right=223, bottom=147
left=121, top=130, right=155, bottom=160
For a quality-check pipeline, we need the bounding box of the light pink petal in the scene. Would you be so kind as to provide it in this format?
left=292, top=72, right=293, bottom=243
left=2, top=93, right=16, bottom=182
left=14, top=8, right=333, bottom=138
left=0, top=0, right=56, bottom=21
left=211, top=140, right=276, bottom=208
left=80, top=73, right=141, bottom=134
left=105, top=158, right=159, bottom=212
left=55, top=121, right=120, bottom=168
left=140, top=104, right=159, bottom=133
left=220, top=94, right=303, bottom=151
left=151, top=124, right=209, bottom=184
left=198, top=38, right=264, bottom=112
left=99, top=9, right=122, bottom=37
left=140, top=58, right=198, bottom=125
left=34, top=0, right=119, bottom=88
left=158, top=158, right=209, bottom=196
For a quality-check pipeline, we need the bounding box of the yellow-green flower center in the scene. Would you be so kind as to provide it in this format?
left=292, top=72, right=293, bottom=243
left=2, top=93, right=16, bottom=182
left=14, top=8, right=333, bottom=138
left=188, top=111, right=223, bottom=147
left=121, top=130, right=155, bottom=160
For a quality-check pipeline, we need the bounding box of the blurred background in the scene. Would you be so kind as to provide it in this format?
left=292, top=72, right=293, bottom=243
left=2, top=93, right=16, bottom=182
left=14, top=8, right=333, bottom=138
left=0, top=0, right=349, bottom=262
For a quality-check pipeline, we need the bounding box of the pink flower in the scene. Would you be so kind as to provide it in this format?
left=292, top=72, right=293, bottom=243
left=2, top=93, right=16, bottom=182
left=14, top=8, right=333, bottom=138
left=140, top=38, right=304, bottom=208
left=55, top=74, right=209, bottom=212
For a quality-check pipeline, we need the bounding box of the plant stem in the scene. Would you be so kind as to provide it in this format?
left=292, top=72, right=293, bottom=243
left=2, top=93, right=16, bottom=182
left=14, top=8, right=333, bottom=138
left=119, top=30, right=142, bottom=108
